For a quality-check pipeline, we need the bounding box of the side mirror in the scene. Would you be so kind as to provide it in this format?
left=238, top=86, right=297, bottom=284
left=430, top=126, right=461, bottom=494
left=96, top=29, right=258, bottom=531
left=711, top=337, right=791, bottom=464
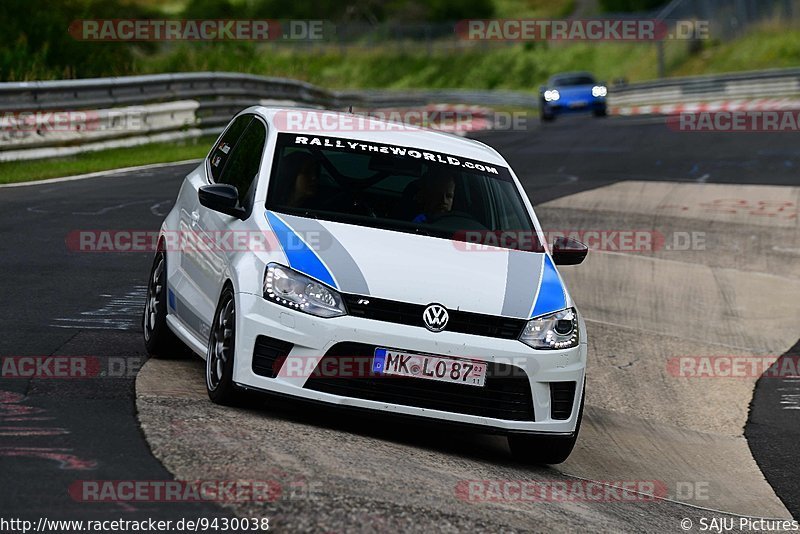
left=198, top=184, right=246, bottom=219
left=551, top=236, right=588, bottom=265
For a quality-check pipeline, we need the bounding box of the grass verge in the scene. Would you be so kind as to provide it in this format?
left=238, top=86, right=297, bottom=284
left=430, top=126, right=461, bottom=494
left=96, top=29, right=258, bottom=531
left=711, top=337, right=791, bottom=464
left=0, top=136, right=215, bottom=185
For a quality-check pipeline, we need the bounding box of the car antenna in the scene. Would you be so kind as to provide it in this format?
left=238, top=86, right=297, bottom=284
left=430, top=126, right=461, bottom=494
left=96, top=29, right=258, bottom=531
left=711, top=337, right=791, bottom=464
left=348, top=105, right=353, bottom=113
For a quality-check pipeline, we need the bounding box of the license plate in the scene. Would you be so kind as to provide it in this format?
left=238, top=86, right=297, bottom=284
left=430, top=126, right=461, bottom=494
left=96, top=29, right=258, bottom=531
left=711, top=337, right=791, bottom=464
left=569, top=100, right=587, bottom=108
left=372, top=348, right=487, bottom=387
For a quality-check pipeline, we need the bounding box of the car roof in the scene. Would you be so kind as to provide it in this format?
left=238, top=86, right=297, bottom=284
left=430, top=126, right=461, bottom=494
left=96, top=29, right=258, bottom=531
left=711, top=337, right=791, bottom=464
left=249, top=107, right=507, bottom=166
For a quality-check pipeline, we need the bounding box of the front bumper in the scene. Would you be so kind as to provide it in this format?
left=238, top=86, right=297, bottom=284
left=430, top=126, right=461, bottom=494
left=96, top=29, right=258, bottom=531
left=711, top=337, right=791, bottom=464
left=543, top=98, right=606, bottom=115
left=232, top=292, right=587, bottom=434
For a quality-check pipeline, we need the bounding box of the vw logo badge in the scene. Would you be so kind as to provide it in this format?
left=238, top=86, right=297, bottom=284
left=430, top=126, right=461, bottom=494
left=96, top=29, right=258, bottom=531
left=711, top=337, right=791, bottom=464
left=422, top=303, right=449, bottom=332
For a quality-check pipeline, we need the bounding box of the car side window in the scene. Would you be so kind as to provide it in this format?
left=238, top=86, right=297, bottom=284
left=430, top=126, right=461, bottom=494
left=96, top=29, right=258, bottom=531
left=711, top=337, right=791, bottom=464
left=208, top=115, right=252, bottom=182
left=491, top=179, right=525, bottom=230
left=217, top=119, right=267, bottom=210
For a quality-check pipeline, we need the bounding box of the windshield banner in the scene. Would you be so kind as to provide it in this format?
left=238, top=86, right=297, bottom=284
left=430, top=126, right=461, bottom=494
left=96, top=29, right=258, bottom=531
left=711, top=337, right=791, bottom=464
left=287, top=134, right=503, bottom=177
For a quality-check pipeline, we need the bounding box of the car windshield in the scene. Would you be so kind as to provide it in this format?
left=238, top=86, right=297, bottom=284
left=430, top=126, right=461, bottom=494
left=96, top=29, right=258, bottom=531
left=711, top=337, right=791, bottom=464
left=551, top=74, right=596, bottom=86
left=266, top=133, right=543, bottom=252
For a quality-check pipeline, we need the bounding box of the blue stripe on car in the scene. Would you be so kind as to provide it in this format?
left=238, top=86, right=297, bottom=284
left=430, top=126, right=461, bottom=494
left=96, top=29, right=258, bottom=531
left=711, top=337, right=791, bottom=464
left=530, top=254, right=566, bottom=318
left=265, top=211, right=338, bottom=289
left=279, top=213, right=370, bottom=295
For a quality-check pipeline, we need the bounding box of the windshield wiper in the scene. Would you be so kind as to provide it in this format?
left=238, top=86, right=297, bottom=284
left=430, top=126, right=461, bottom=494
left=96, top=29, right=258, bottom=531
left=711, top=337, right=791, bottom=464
left=299, top=209, right=319, bottom=219
left=277, top=207, right=319, bottom=220
left=412, top=226, right=432, bottom=236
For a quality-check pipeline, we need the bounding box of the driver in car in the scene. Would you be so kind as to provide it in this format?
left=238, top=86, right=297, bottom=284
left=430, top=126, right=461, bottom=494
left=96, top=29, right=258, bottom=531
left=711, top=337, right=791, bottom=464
left=411, top=173, right=456, bottom=223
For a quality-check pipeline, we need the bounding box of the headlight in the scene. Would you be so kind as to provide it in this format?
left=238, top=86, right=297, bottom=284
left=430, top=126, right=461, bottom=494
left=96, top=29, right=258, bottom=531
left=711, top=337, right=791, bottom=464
left=544, top=89, right=560, bottom=102
left=263, top=263, right=347, bottom=318
left=592, top=85, right=607, bottom=98
left=519, top=308, right=579, bottom=349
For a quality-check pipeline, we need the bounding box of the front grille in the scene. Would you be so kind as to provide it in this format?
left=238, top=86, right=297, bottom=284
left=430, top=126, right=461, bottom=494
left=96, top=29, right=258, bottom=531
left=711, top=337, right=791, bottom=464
left=343, top=294, right=526, bottom=340
left=303, top=342, right=535, bottom=421
left=252, top=335, right=294, bottom=378
left=550, top=381, right=576, bottom=420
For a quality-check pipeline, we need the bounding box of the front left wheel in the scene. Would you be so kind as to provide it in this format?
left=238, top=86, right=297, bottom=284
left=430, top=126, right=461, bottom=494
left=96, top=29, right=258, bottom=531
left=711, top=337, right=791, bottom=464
left=206, top=286, right=243, bottom=405
left=143, top=249, right=183, bottom=358
left=539, top=99, right=556, bottom=122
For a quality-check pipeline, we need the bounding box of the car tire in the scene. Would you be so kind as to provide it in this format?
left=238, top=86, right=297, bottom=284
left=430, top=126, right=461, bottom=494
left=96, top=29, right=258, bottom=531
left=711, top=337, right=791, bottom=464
left=143, top=249, right=184, bottom=358
left=593, top=107, right=607, bottom=118
left=206, top=286, right=243, bottom=406
left=507, top=383, right=585, bottom=465
left=540, top=100, right=555, bottom=122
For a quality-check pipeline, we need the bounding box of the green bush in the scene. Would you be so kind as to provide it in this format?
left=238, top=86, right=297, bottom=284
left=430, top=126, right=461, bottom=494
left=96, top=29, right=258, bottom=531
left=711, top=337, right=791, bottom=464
left=0, top=0, right=157, bottom=80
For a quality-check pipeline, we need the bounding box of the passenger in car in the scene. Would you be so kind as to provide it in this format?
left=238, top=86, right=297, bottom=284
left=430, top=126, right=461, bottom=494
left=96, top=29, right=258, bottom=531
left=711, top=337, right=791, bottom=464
left=277, top=151, right=321, bottom=208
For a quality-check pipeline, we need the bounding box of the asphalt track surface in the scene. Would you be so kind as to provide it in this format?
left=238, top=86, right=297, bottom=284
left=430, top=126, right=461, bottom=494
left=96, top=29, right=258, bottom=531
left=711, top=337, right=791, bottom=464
left=0, top=114, right=797, bottom=532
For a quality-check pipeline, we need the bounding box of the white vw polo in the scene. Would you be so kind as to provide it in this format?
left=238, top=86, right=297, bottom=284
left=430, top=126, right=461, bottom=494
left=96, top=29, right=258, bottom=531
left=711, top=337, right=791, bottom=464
left=143, top=107, right=589, bottom=464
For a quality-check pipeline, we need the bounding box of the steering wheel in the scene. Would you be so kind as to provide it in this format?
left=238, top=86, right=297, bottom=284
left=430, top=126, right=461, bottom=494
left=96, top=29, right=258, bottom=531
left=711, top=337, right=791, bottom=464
left=349, top=196, right=377, bottom=218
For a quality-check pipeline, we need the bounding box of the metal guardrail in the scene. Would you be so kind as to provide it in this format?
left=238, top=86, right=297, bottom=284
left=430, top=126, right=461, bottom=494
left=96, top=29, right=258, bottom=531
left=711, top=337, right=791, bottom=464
left=0, top=73, right=374, bottom=132
left=0, top=73, right=414, bottom=161
left=2, top=67, right=800, bottom=161
left=0, top=72, right=536, bottom=161
left=0, top=72, right=540, bottom=115
left=609, top=67, right=800, bottom=106
left=0, top=73, right=332, bottom=109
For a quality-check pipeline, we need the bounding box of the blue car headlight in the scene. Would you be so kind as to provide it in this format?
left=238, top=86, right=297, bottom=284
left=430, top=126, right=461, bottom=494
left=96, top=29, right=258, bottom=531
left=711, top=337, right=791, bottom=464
left=592, top=85, right=607, bottom=98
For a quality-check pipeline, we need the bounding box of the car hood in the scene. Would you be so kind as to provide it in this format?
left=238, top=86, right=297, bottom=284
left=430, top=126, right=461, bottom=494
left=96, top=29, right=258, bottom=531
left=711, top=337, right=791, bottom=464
left=553, top=85, right=595, bottom=99
left=266, top=211, right=569, bottom=319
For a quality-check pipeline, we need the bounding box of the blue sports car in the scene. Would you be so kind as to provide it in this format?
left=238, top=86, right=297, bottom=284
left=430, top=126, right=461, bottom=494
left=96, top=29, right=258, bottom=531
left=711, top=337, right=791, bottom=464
left=539, top=72, right=608, bottom=122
